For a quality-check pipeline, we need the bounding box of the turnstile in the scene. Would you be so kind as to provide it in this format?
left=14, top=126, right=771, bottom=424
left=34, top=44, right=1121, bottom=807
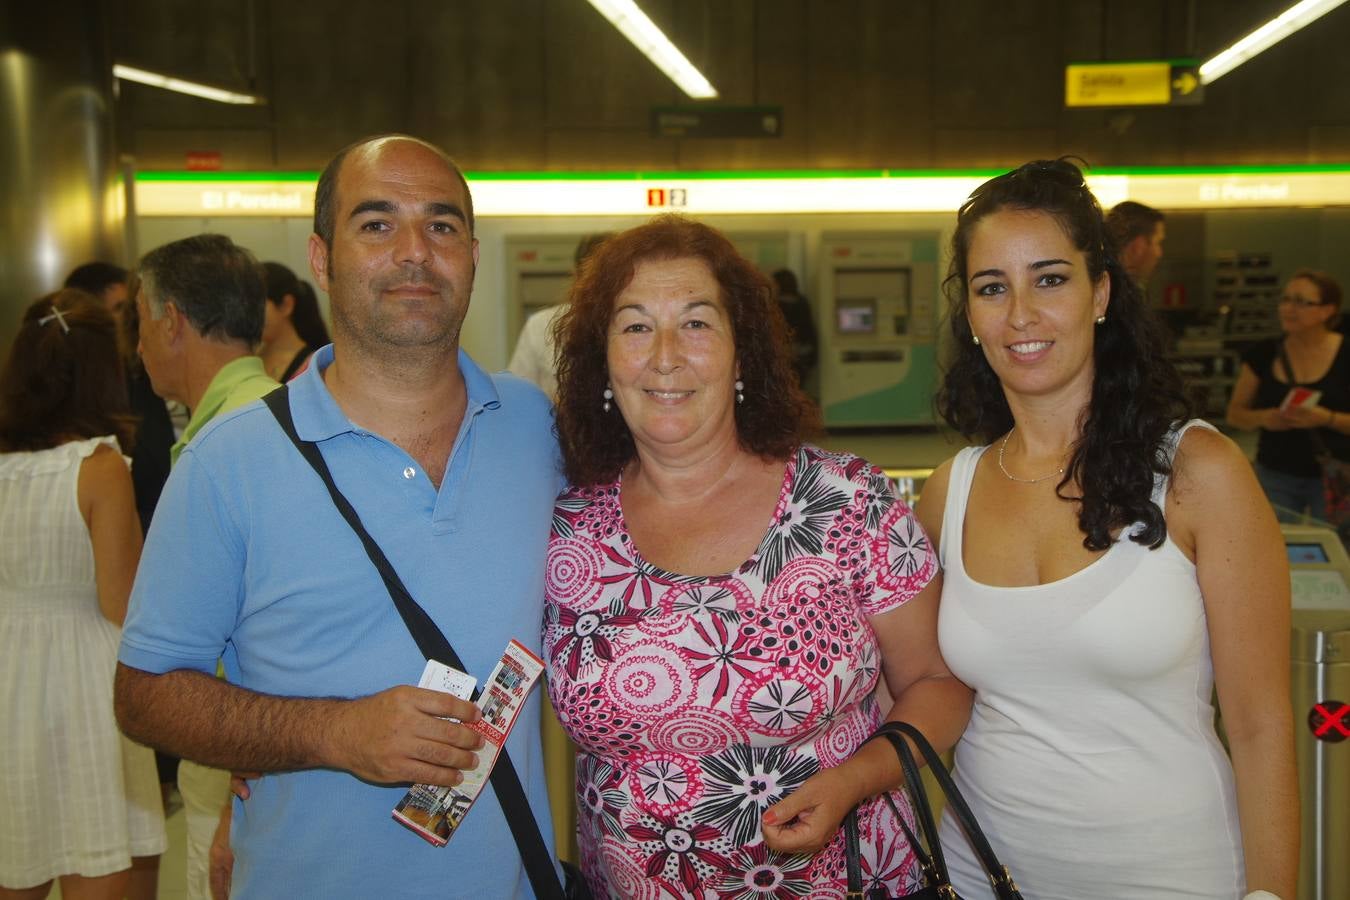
left=1284, top=525, right=1350, bottom=900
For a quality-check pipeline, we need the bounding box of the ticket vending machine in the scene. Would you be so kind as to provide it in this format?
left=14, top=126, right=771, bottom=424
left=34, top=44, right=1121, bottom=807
left=1283, top=525, right=1350, bottom=900
left=726, top=230, right=794, bottom=276
left=817, top=232, right=941, bottom=427
left=503, top=235, right=582, bottom=359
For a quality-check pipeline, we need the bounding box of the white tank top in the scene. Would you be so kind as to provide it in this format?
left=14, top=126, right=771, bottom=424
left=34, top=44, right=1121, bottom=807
left=935, top=421, right=1245, bottom=899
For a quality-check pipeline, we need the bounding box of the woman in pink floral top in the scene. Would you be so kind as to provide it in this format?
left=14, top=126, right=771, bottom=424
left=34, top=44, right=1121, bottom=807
left=544, top=216, right=972, bottom=898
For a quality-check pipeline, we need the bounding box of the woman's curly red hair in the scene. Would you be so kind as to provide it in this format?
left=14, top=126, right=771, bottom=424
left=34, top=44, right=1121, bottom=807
left=553, top=215, right=819, bottom=487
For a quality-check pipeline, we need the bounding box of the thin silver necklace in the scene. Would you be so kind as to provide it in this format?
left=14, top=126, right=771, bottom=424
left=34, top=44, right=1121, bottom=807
left=997, top=428, right=1064, bottom=484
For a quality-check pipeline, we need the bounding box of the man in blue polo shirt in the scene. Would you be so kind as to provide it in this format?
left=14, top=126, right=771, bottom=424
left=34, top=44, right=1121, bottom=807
left=115, top=135, right=562, bottom=898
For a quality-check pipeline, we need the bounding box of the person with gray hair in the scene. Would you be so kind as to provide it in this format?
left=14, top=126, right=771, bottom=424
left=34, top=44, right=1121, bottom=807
left=131, top=233, right=278, bottom=899
left=134, top=233, right=278, bottom=462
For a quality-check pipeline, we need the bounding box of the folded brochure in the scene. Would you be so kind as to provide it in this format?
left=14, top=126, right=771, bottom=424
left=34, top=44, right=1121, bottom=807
left=392, top=639, right=544, bottom=846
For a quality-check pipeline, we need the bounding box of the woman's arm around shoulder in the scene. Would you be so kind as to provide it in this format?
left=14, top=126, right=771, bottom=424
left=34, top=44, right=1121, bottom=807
left=1169, top=426, right=1298, bottom=898
left=77, top=442, right=143, bottom=625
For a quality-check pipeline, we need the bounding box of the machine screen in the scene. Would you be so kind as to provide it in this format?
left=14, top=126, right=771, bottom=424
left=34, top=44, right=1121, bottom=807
left=836, top=300, right=876, bottom=334
left=1287, top=543, right=1330, bottom=564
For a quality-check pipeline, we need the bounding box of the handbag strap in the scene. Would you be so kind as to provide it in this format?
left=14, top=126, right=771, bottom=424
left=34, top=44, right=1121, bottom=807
left=843, top=805, right=866, bottom=897
left=263, top=387, right=565, bottom=900
left=870, top=729, right=949, bottom=885
left=876, top=722, right=1022, bottom=900
left=844, top=735, right=946, bottom=898
left=884, top=791, right=939, bottom=889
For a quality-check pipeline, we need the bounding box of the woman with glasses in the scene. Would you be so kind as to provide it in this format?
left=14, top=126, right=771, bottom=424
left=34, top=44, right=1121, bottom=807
left=1227, top=270, right=1349, bottom=521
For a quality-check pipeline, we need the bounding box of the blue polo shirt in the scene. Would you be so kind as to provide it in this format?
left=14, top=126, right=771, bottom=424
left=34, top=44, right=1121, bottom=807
left=120, top=345, right=563, bottom=899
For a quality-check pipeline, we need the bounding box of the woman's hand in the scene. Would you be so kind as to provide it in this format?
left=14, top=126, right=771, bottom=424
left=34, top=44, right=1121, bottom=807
left=209, top=803, right=234, bottom=900
left=760, top=765, right=860, bottom=854
left=1262, top=409, right=1294, bottom=431
left=1279, top=403, right=1331, bottom=430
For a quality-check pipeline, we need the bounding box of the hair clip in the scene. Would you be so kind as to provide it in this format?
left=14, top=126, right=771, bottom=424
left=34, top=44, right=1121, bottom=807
left=38, top=306, right=70, bottom=334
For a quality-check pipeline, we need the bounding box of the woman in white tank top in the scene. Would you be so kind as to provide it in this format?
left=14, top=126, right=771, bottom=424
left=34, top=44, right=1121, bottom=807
left=922, top=160, right=1297, bottom=899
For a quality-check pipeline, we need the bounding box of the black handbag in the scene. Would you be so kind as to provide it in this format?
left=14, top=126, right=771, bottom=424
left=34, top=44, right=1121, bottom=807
left=264, top=387, right=590, bottom=900
left=844, top=722, right=1022, bottom=900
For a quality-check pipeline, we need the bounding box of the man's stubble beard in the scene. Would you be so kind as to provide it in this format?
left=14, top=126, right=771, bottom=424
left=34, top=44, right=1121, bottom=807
left=327, top=259, right=471, bottom=359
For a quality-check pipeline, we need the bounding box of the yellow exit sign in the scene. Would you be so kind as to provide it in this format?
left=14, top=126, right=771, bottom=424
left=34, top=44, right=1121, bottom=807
left=1065, top=61, right=1202, bottom=107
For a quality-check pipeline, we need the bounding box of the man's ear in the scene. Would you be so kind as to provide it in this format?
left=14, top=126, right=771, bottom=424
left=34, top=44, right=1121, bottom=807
left=162, top=301, right=187, bottom=345
left=309, top=233, right=331, bottom=292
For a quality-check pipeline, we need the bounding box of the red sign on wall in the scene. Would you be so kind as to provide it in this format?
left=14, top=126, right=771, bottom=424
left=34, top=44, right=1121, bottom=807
left=186, top=151, right=223, bottom=171
left=645, top=188, right=688, bottom=208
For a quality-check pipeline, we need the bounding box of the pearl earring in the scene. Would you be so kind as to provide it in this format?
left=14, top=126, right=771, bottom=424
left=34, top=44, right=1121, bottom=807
left=735, top=380, right=745, bottom=404
left=972, top=334, right=981, bottom=346
left=602, top=386, right=613, bottom=413
left=1095, top=315, right=1106, bottom=325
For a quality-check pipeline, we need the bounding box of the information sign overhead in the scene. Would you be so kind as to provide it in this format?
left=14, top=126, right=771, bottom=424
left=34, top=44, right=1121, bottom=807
left=651, top=106, right=782, bottom=139
left=1065, top=60, right=1202, bottom=107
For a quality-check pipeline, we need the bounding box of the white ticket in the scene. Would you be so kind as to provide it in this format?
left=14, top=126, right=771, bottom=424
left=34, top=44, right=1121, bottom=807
left=392, top=640, right=545, bottom=846
left=417, top=659, right=477, bottom=703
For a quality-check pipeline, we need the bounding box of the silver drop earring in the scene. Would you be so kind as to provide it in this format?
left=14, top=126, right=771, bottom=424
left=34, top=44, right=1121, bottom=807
left=972, top=334, right=981, bottom=346
left=735, top=380, right=745, bottom=404
left=602, top=386, right=613, bottom=413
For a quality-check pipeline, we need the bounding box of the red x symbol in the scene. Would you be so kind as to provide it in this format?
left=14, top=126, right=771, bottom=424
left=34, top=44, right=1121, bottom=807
left=1309, top=701, right=1350, bottom=743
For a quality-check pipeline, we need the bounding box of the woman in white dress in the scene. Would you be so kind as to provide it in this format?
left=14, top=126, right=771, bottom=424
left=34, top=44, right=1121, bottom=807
left=924, top=160, right=1298, bottom=899
left=0, top=290, right=166, bottom=900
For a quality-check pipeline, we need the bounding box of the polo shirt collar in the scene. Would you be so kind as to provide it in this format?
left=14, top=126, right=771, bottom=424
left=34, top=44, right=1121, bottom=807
left=290, top=344, right=501, bottom=443
left=175, top=355, right=271, bottom=458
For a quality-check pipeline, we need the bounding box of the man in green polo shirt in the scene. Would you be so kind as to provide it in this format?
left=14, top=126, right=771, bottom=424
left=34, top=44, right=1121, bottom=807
left=133, top=232, right=278, bottom=900
left=136, top=234, right=280, bottom=464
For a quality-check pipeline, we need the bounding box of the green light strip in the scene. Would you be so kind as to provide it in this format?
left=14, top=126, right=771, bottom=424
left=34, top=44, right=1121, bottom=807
left=135, top=163, right=1350, bottom=184
left=137, top=171, right=321, bottom=182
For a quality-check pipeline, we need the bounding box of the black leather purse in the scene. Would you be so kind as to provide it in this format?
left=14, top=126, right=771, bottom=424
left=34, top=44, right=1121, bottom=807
left=844, top=722, right=1023, bottom=900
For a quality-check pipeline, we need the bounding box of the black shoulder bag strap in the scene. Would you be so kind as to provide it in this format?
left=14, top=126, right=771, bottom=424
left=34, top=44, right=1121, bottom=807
left=263, top=387, right=565, bottom=900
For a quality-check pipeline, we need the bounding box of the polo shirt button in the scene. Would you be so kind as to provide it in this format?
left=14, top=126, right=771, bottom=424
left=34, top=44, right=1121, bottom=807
left=403, top=467, right=416, bottom=479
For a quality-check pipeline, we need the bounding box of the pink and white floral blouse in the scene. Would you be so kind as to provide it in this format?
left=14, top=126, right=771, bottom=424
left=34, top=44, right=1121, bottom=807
left=544, top=446, right=939, bottom=899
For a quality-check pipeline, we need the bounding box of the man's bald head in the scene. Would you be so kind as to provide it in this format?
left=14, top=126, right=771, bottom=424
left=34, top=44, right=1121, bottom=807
left=313, top=135, right=475, bottom=249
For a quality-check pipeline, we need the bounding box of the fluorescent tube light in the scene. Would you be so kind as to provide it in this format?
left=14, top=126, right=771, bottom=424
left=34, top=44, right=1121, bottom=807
left=1199, top=0, right=1349, bottom=84
left=584, top=0, right=718, bottom=99
left=113, top=64, right=265, bottom=105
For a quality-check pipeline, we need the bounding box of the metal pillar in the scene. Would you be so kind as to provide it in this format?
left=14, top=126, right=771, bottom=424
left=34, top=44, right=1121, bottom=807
left=0, top=1, right=122, bottom=359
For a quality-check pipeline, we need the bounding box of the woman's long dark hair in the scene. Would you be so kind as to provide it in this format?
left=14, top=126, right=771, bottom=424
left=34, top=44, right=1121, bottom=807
left=937, top=159, right=1195, bottom=550
left=264, top=262, right=331, bottom=349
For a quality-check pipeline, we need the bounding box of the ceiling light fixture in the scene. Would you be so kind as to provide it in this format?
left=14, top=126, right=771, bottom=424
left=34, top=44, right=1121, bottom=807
left=583, top=0, right=718, bottom=99
left=1199, top=0, right=1348, bottom=84
left=113, top=63, right=266, bottom=105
